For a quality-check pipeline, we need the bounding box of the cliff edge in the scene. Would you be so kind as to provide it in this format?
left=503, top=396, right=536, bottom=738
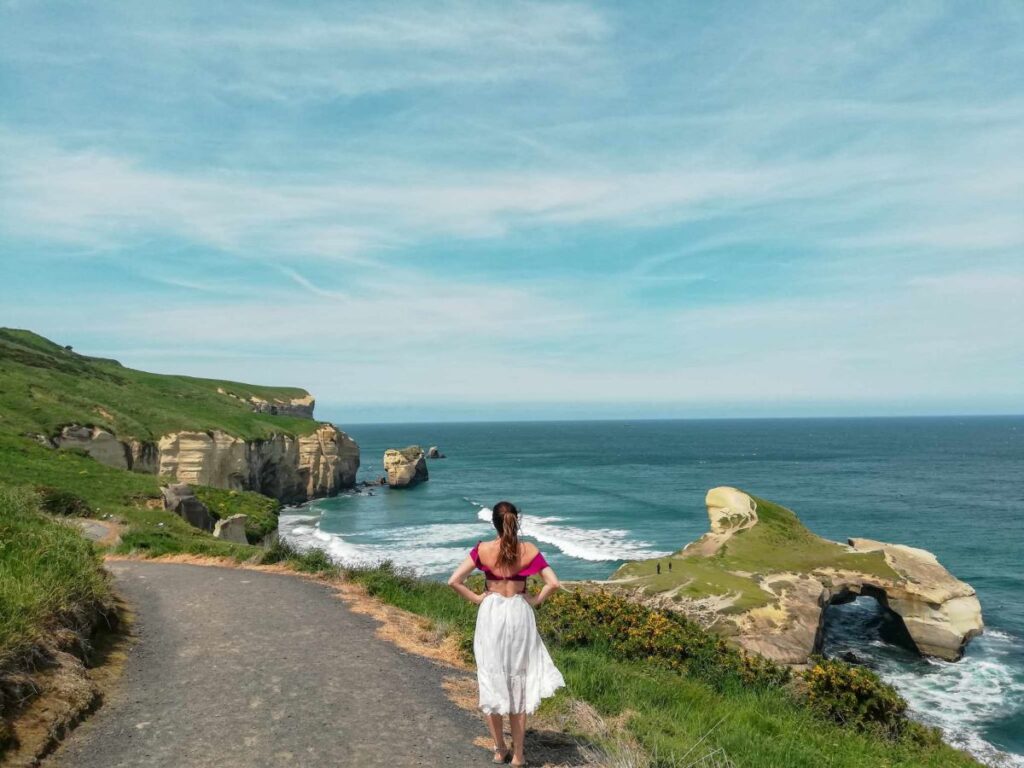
left=0, top=328, right=359, bottom=503
left=610, top=486, right=983, bottom=664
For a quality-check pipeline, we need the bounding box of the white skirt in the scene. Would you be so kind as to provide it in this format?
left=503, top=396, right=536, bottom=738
left=474, top=593, right=565, bottom=715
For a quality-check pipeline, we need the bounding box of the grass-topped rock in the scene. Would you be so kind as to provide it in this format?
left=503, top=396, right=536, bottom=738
left=610, top=487, right=984, bottom=664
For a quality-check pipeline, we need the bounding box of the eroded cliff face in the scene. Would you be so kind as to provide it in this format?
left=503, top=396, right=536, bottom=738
left=53, top=423, right=358, bottom=503
left=158, top=424, right=358, bottom=503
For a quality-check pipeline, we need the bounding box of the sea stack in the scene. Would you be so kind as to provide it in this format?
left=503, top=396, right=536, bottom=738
left=383, top=446, right=429, bottom=488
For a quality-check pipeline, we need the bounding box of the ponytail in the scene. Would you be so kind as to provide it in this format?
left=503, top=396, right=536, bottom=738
left=492, top=500, right=520, bottom=570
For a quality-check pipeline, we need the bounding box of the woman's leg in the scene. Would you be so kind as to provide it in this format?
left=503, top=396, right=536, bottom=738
left=509, top=712, right=526, bottom=764
left=486, top=713, right=507, bottom=755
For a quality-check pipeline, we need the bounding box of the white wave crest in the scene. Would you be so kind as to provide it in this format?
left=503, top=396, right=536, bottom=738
left=476, top=506, right=670, bottom=562
left=355, top=522, right=491, bottom=547
left=279, top=514, right=471, bottom=576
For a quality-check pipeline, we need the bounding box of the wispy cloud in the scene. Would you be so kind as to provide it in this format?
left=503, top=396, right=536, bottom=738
left=1, top=2, right=613, bottom=101
left=1, top=0, right=1022, bottom=416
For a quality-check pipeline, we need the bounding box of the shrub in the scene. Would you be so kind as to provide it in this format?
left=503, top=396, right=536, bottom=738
left=258, top=538, right=296, bottom=565
left=803, top=656, right=908, bottom=736
left=536, top=588, right=790, bottom=690
left=34, top=485, right=93, bottom=517
left=289, top=547, right=336, bottom=575
left=259, top=539, right=338, bottom=576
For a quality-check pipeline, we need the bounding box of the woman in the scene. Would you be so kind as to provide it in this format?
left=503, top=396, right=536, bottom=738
left=448, top=501, right=565, bottom=766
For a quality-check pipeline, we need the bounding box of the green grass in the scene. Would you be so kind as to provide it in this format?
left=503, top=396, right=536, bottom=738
left=557, top=650, right=972, bottom=768
left=0, top=486, right=113, bottom=676
left=719, top=495, right=897, bottom=579
left=0, top=328, right=336, bottom=557
left=0, top=328, right=322, bottom=557
left=0, top=432, right=281, bottom=557
left=0, top=328, right=318, bottom=441
left=346, top=565, right=980, bottom=768
left=614, top=556, right=774, bottom=613
left=193, top=486, right=280, bottom=542
left=612, top=492, right=898, bottom=608
left=258, top=539, right=341, bottom=577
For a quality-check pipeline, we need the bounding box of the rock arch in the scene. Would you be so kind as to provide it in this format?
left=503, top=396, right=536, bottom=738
left=817, top=539, right=985, bottom=661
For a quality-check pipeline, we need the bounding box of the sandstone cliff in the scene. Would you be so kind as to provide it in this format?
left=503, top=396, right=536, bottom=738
left=52, top=421, right=358, bottom=504
left=158, top=424, right=358, bottom=503
left=611, top=487, right=984, bottom=664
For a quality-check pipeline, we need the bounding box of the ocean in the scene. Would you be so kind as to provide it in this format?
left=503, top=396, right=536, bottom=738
left=280, top=417, right=1024, bottom=765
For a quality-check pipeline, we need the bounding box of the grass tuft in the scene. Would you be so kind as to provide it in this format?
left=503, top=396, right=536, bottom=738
left=0, top=485, right=115, bottom=754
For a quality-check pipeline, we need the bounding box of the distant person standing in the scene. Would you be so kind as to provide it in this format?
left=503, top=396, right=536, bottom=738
left=448, top=501, right=564, bottom=766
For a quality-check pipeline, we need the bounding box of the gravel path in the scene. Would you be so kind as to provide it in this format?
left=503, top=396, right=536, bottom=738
left=45, top=561, right=486, bottom=768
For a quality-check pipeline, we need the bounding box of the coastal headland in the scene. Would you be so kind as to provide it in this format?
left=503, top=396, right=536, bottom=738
left=0, top=330, right=989, bottom=768
left=608, top=486, right=984, bottom=665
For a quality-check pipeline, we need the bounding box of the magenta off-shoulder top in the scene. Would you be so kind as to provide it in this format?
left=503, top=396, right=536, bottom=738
left=470, top=542, right=549, bottom=582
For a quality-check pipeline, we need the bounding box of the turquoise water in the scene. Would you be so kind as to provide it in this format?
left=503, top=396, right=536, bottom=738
left=281, top=417, right=1024, bottom=765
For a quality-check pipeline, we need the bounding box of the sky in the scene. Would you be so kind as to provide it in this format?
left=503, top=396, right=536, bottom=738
left=1, top=1, right=1022, bottom=423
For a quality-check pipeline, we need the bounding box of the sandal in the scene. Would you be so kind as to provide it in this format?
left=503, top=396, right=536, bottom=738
left=492, top=745, right=511, bottom=764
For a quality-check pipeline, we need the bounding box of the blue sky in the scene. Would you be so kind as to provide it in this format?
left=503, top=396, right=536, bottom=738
left=1, top=1, right=1022, bottom=423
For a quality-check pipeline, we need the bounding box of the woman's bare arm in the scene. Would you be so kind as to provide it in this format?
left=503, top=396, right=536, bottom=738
left=527, top=566, right=560, bottom=607
left=447, top=555, right=484, bottom=605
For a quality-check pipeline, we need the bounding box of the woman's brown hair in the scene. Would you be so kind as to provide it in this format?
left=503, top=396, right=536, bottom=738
left=492, top=501, right=520, bottom=570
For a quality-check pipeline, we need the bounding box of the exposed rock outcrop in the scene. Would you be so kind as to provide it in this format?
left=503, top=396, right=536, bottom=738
left=249, top=394, right=315, bottom=419
left=216, top=388, right=316, bottom=419
left=213, top=514, right=249, bottom=544
left=54, top=425, right=159, bottom=473
left=55, top=425, right=129, bottom=469
left=383, top=446, right=428, bottom=488
left=161, top=484, right=214, bottom=531
left=52, top=422, right=358, bottom=505
left=611, top=487, right=984, bottom=664
left=158, top=424, right=359, bottom=504
left=426, top=446, right=445, bottom=459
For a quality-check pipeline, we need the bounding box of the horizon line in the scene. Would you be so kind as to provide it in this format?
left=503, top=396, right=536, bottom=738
left=330, top=412, right=1024, bottom=427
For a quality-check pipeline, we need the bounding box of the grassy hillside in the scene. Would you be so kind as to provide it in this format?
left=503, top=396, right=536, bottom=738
left=350, top=565, right=980, bottom=768
left=0, top=329, right=320, bottom=557
left=0, top=328, right=318, bottom=441
left=613, top=493, right=897, bottom=610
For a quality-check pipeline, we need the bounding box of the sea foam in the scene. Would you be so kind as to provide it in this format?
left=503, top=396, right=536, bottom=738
left=883, top=630, right=1024, bottom=767
left=825, top=597, right=1024, bottom=767
left=279, top=513, right=475, bottom=576
left=475, top=506, right=671, bottom=561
